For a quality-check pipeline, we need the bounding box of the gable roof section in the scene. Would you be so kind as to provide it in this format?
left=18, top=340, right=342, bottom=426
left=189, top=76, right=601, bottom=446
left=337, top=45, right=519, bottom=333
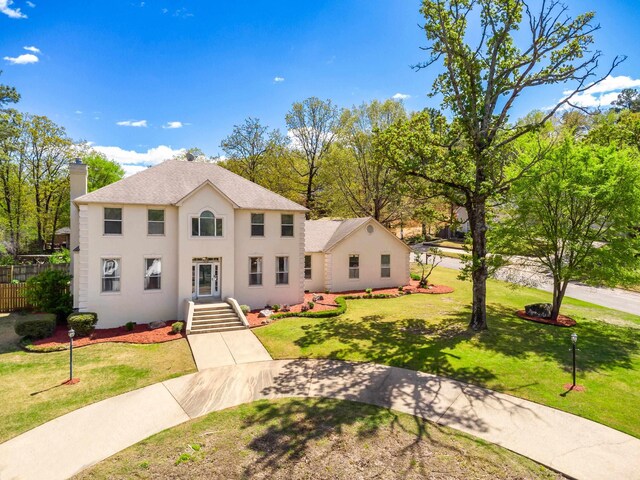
left=74, top=159, right=308, bottom=212
left=305, top=217, right=411, bottom=253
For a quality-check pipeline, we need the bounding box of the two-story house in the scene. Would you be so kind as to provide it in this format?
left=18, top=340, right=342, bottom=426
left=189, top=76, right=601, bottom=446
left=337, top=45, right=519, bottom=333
left=70, top=158, right=307, bottom=329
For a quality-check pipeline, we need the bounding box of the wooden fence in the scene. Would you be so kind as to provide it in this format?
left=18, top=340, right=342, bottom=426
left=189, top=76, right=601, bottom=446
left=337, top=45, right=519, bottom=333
left=0, top=263, right=70, bottom=284
left=0, top=283, right=30, bottom=312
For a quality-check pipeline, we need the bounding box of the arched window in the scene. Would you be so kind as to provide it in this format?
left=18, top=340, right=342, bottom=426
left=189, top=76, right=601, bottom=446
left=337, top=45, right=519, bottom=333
left=191, top=210, right=223, bottom=237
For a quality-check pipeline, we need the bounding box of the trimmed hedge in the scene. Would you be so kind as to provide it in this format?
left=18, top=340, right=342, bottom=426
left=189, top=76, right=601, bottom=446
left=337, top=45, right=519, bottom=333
left=271, top=297, right=348, bottom=320
left=14, top=313, right=57, bottom=339
left=67, top=312, right=98, bottom=336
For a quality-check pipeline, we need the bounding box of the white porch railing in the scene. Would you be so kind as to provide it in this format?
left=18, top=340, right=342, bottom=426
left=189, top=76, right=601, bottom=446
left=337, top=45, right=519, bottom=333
left=225, top=297, right=249, bottom=327
left=184, top=299, right=195, bottom=334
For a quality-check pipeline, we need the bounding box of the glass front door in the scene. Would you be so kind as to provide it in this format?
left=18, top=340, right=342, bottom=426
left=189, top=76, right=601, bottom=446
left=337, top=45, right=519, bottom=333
left=198, top=264, right=212, bottom=296
left=193, top=262, right=221, bottom=298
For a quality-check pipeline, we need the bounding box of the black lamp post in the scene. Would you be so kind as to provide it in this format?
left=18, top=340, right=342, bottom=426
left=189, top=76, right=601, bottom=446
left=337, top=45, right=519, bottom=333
left=570, top=332, right=577, bottom=387
left=68, top=327, right=75, bottom=383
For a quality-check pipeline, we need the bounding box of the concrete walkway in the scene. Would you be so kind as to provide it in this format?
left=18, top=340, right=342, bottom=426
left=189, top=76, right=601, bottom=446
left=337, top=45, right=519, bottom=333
left=187, top=329, right=272, bottom=370
left=1, top=360, right=639, bottom=480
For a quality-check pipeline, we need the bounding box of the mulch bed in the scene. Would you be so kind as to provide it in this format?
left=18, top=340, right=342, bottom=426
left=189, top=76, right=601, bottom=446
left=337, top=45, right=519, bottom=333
left=516, top=310, right=576, bottom=327
left=31, top=321, right=185, bottom=350
left=246, top=280, right=454, bottom=327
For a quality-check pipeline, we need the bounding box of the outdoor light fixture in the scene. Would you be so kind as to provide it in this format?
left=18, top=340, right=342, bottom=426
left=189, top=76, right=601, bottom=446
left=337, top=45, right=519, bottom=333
left=570, top=332, right=578, bottom=386
left=68, top=328, right=75, bottom=384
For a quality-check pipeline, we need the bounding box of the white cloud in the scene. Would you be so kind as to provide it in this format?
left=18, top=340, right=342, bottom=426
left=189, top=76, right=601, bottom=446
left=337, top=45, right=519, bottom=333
left=0, top=0, right=26, bottom=18
left=274, top=76, right=285, bottom=83
left=161, top=7, right=168, bottom=13
left=3, top=53, right=38, bottom=65
left=392, top=93, right=410, bottom=100
left=93, top=145, right=186, bottom=176
left=26, top=1, right=35, bottom=7
left=23, top=45, right=40, bottom=53
left=116, top=119, right=147, bottom=127
left=561, top=75, right=640, bottom=109
left=75, top=110, right=82, bottom=114
left=162, top=121, right=186, bottom=129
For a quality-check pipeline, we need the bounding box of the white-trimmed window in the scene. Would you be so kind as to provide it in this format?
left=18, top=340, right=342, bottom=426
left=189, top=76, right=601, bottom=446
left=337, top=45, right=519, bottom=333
left=381, top=254, right=391, bottom=278
left=191, top=210, right=222, bottom=237
left=144, top=258, right=161, bottom=290
left=147, top=209, right=165, bottom=235
left=251, top=213, right=264, bottom=237
left=104, top=208, right=122, bottom=235
left=304, top=255, right=312, bottom=280
left=101, top=258, right=121, bottom=292
left=276, top=256, right=289, bottom=285
left=349, top=254, right=359, bottom=279
left=281, top=214, right=294, bottom=237
left=249, top=257, right=263, bottom=286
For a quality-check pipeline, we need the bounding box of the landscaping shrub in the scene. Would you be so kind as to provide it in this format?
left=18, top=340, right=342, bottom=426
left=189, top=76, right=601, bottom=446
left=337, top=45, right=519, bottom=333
left=398, top=286, right=404, bottom=292
left=308, top=301, right=315, bottom=309
left=172, top=321, right=184, bottom=334
left=67, top=312, right=98, bottom=336
left=272, top=304, right=280, bottom=312
left=240, top=305, right=250, bottom=315
left=24, top=269, right=73, bottom=321
left=365, top=288, right=373, bottom=294
left=125, top=321, right=136, bottom=331
left=14, top=313, right=56, bottom=339
left=410, top=273, right=421, bottom=281
left=49, top=249, right=70, bottom=265
left=273, top=297, right=347, bottom=320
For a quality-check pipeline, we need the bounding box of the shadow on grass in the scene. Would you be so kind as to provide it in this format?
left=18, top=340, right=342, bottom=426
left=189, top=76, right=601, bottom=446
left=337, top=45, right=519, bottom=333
left=245, top=360, right=535, bottom=479
left=480, top=303, right=640, bottom=373
left=293, top=302, right=639, bottom=381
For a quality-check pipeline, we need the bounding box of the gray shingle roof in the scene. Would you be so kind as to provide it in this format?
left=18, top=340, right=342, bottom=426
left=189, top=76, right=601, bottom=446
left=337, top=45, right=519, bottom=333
left=305, top=217, right=371, bottom=252
left=74, top=159, right=308, bottom=212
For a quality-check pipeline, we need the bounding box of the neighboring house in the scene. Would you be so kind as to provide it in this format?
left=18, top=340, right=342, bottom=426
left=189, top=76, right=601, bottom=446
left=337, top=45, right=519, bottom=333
left=304, top=218, right=411, bottom=293
left=70, top=159, right=307, bottom=328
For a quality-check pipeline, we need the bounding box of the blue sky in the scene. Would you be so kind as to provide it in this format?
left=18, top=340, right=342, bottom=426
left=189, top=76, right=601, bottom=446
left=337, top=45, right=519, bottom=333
left=1, top=0, right=639, bottom=175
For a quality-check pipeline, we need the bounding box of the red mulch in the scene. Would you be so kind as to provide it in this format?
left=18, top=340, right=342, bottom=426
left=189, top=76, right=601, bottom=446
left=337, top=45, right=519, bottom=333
left=32, top=321, right=186, bottom=349
left=516, top=310, right=576, bottom=327
left=562, top=383, right=586, bottom=392
left=247, top=280, right=454, bottom=327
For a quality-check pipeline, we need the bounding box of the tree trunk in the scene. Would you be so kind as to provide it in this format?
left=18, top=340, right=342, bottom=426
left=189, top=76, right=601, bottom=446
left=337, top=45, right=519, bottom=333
left=468, top=198, right=488, bottom=330
left=421, top=222, right=427, bottom=239
left=550, top=278, right=568, bottom=321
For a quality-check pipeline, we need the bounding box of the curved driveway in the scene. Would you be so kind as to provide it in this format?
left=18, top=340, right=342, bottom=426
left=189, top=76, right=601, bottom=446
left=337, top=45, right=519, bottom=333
left=1, top=359, right=639, bottom=480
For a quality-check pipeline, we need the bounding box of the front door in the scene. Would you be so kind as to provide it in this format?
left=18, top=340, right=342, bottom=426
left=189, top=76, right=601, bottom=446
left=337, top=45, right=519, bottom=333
left=193, top=262, right=221, bottom=298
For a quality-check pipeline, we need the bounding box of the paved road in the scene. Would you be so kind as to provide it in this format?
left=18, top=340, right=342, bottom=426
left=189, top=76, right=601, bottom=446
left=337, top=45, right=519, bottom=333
left=1, top=359, right=639, bottom=480
left=435, top=255, right=640, bottom=316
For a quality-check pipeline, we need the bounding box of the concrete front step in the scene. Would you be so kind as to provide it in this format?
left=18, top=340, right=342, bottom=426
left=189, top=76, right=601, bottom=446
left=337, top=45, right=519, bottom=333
left=191, top=320, right=245, bottom=329
left=193, top=310, right=237, bottom=320
left=189, top=325, right=247, bottom=334
left=188, top=301, right=247, bottom=335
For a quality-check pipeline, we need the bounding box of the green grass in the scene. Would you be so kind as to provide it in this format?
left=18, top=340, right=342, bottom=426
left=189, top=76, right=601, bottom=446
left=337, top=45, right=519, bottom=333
left=255, top=267, right=640, bottom=438
left=75, top=398, right=560, bottom=479
left=0, top=314, right=197, bottom=443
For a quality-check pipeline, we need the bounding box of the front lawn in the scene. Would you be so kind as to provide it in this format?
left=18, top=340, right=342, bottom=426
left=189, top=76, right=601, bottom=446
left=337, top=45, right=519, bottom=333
left=255, top=267, right=640, bottom=438
left=0, top=313, right=197, bottom=443
left=74, top=398, right=560, bottom=479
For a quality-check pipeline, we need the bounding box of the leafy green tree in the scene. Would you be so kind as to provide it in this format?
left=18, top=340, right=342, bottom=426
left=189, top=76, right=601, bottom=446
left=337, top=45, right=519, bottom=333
left=492, top=139, right=640, bottom=321
left=285, top=97, right=340, bottom=215
left=0, top=70, right=20, bottom=142
left=386, top=0, right=617, bottom=330
left=25, top=269, right=73, bottom=321
left=322, top=100, right=407, bottom=223
left=22, top=115, right=74, bottom=251
left=612, top=88, right=640, bottom=113
left=83, top=151, right=125, bottom=192
left=220, top=117, right=285, bottom=183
